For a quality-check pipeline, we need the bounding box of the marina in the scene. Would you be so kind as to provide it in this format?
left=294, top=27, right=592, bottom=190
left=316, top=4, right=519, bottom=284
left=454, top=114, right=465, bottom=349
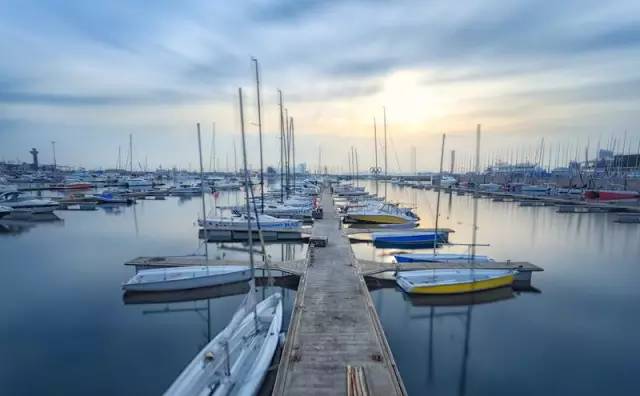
left=3, top=3, right=640, bottom=394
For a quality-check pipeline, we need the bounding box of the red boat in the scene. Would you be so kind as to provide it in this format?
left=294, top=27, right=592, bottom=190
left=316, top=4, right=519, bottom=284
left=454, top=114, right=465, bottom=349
left=584, top=190, right=640, bottom=201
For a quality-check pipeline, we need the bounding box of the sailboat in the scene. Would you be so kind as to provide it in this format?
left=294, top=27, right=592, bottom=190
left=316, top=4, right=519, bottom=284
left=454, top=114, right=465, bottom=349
left=345, top=202, right=419, bottom=225
left=165, top=87, right=282, bottom=396
left=122, top=265, right=251, bottom=292
left=396, top=269, right=515, bottom=294
left=395, top=129, right=515, bottom=295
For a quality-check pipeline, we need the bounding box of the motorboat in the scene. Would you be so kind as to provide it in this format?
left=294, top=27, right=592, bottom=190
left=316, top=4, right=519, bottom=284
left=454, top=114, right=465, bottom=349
left=0, top=205, right=12, bottom=218
left=345, top=202, right=419, bottom=225
left=372, top=231, right=448, bottom=247
left=126, top=177, right=154, bottom=187
left=199, top=213, right=302, bottom=232
left=439, top=175, right=457, bottom=188
left=0, top=191, right=59, bottom=214
left=165, top=293, right=282, bottom=395
left=394, top=253, right=494, bottom=263
left=396, top=269, right=515, bottom=294
left=171, top=182, right=206, bottom=195
left=122, top=265, right=251, bottom=292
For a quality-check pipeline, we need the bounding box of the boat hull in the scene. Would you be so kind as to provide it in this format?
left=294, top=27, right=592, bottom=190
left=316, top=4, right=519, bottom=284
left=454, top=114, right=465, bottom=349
left=123, top=266, right=252, bottom=292
left=346, top=214, right=412, bottom=224
left=166, top=294, right=283, bottom=396
left=396, top=270, right=514, bottom=294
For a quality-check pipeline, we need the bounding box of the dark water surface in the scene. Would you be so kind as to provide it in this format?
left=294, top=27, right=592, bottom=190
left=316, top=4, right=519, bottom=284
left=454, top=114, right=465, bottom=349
left=0, top=192, right=301, bottom=395
left=2, top=184, right=640, bottom=395
left=356, top=182, right=640, bottom=396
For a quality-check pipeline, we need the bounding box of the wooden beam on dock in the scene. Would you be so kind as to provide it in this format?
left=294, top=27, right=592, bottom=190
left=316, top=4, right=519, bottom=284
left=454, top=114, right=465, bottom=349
left=273, top=189, right=406, bottom=396
left=357, top=259, right=543, bottom=276
left=123, top=256, right=306, bottom=276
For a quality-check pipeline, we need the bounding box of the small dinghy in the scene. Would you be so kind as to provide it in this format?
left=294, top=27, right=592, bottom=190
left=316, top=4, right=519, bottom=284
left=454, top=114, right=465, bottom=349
left=165, top=293, right=283, bottom=396
left=394, top=253, right=494, bottom=263
left=396, top=269, right=515, bottom=294
left=372, top=231, right=448, bottom=247
left=122, top=265, right=251, bottom=292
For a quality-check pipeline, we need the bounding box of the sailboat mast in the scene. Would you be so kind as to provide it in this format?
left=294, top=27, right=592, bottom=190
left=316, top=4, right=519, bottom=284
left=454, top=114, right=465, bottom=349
left=129, top=133, right=133, bottom=173
left=238, top=88, right=255, bottom=282
left=278, top=90, right=285, bottom=202
left=383, top=107, right=388, bottom=199
left=291, top=117, right=296, bottom=192
left=197, top=123, right=209, bottom=263
left=252, top=58, right=265, bottom=213
left=472, top=124, right=481, bottom=259
left=434, top=134, right=445, bottom=256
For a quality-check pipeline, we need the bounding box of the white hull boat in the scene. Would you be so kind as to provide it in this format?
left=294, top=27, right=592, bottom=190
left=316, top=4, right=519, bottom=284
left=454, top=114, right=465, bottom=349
left=199, top=214, right=302, bottom=232
left=122, top=265, right=251, bottom=292
left=0, top=192, right=59, bottom=214
left=166, top=293, right=283, bottom=396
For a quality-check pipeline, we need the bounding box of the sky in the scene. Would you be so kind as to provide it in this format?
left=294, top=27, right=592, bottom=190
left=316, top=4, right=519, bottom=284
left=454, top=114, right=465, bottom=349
left=1, top=0, right=640, bottom=173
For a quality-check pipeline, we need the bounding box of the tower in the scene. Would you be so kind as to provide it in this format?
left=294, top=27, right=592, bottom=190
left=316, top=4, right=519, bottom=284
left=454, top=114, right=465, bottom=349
left=30, top=148, right=39, bottom=169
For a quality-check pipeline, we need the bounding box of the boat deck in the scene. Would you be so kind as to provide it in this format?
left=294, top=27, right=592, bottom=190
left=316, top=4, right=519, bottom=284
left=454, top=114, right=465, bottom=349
left=273, top=189, right=406, bottom=395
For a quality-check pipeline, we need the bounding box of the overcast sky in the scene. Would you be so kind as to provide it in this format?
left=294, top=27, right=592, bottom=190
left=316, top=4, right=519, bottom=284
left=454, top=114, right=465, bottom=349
left=2, top=0, right=640, bottom=172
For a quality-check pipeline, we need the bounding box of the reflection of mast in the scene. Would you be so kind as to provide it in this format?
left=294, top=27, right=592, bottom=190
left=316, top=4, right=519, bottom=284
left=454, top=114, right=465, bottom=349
left=458, top=305, right=473, bottom=396
left=428, top=306, right=434, bottom=382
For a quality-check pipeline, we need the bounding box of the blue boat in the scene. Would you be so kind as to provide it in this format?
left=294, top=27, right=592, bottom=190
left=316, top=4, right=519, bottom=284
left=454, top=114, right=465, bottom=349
left=371, top=231, right=448, bottom=248
left=394, top=253, right=493, bottom=263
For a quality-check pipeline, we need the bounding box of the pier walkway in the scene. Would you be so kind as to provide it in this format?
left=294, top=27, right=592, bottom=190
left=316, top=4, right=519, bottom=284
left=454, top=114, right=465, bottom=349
left=273, top=189, right=406, bottom=396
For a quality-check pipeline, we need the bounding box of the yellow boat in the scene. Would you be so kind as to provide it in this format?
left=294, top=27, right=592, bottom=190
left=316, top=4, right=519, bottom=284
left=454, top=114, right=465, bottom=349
left=396, top=269, right=515, bottom=294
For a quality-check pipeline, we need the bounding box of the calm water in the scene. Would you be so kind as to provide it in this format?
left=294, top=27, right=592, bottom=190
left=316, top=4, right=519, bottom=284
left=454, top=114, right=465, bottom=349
left=356, top=182, right=640, bottom=396
left=0, top=191, right=301, bottom=395
left=2, top=184, right=640, bottom=395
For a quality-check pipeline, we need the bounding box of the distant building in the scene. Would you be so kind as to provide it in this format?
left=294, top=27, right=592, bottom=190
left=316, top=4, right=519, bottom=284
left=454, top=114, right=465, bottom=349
left=614, top=154, right=640, bottom=168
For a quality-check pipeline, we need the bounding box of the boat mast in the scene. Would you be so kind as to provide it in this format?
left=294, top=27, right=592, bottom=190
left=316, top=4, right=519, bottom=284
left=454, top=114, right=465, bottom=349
left=434, top=133, right=445, bottom=256
left=197, top=123, right=209, bottom=264
left=291, top=117, right=296, bottom=193
left=129, top=133, right=133, bottom=173
left=373, top=117, right=379, bottom=195
left=239, top=88, right=258, bottom=317
left=383, top=107, right=388, bottom=200
left=252, top=57, right=265, bottom=213
left=284, top=109, right=289, bottom=199
left=278, top=90, right=285, bottom=203
left=472, top=124, right=481, bottom=260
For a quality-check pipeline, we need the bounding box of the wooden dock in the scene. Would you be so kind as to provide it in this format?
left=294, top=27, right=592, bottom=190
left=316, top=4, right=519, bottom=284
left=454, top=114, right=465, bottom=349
left=273, top=190, right=406, bottom=396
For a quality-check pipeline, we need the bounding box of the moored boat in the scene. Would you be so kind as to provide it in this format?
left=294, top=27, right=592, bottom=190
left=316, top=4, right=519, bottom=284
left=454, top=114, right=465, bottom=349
left=198, top=213, right=302, bottom=232
left=584, top=189, right=640, bottom=201
left=0, top=191, right=59, bottom=214
left=372, top=231, right=448, bottom=247
left=122, top=265, right=251, bottom=292
left=165, top=293, right=282, bottom=396
left=396, top=269, right=515, bottom=294
left=394, top=253, right=493, bottom=263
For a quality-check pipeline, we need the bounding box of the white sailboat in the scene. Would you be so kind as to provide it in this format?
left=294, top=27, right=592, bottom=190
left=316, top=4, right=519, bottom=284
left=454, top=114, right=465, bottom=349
left=198, top=213, right=301, bottom=232
left=166, top=87, right=282, bottom=396
left=122, top=266, right=251, bottom=292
